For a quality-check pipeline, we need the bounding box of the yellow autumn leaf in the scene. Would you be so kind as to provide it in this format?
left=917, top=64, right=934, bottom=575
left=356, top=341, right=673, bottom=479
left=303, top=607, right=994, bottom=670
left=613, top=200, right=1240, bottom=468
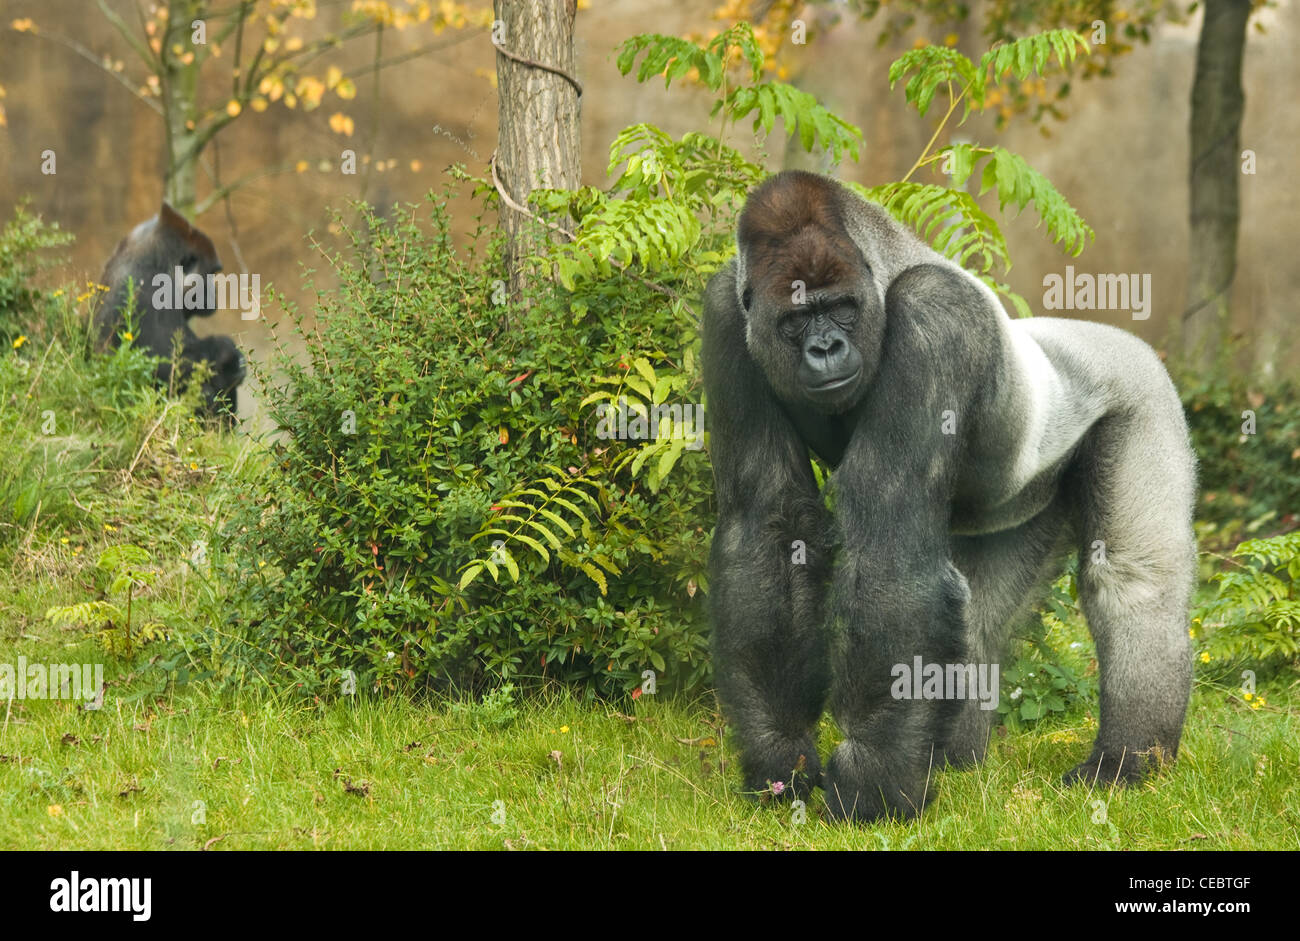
left=11, top=18, right=35, bottom=32
left=251, top=97, right=268, bottom=112
left=336, top=78, right=357, bottom=100
left=326, top=65, right=342, bottom=90
left=226, top=99, right=242, bottom=117
left=409, top=159, right=422, bottom=172
left=328, top=112, right=354, bottom=136
left=295, top=160, right=309, bottom=173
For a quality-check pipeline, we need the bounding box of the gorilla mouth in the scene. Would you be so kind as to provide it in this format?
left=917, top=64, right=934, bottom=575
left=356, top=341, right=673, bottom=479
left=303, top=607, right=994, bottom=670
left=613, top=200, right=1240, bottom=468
left=809, top=368, right=861, bottom=393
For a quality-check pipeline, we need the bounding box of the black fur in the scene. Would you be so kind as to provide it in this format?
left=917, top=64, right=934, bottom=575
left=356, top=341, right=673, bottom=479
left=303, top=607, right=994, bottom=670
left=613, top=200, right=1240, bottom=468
left=703, top=171, right=1196, bottom=823
left=95, top=203, right=245, bottom=426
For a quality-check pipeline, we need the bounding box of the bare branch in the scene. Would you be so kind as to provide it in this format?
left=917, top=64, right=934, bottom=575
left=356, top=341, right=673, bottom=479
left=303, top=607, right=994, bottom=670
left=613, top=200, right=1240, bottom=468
left=17, top=28, right=162, bottom=115
left=95, top=0, right=159, bottom=72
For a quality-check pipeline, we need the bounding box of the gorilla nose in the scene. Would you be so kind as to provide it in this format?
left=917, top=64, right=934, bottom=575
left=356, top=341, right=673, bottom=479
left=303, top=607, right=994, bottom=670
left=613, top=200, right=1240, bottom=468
left=805, top=335, right=848, bottom=371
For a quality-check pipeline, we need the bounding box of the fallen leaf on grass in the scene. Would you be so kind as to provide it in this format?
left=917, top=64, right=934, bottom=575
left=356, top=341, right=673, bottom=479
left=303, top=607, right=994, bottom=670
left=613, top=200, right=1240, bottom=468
left=674, top=735, right=717, bottom=746
left=333, top=769, right=370, bottom=797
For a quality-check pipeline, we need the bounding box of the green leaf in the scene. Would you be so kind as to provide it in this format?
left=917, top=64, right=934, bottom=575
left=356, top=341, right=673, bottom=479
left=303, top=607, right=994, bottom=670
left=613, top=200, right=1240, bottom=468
left=633, top=357, right=656, bottom=385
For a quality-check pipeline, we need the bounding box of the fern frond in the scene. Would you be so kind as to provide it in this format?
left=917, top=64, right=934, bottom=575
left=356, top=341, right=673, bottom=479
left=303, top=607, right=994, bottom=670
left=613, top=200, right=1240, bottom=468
left=856, top=181, right=1013, bottom=275
left=979, top=30, right=1090, bottom=86
left=888, top=45, right=980, bottom=117
left=616, top=33, right=724, bottom=90
left=727, top=82, right=862, bottom=163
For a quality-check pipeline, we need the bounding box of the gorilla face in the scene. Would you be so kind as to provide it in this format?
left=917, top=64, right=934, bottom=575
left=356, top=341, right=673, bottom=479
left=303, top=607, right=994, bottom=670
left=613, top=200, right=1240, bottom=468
left=743, top=275, right=883, bottom=415
left=188, top=335, right=246, bottom=424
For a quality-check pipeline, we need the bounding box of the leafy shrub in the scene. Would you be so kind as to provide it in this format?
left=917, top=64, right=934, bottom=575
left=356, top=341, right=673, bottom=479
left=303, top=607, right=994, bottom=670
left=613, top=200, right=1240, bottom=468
left=216, top=192, right=713, bottom=700
left=997, top=566, right=1098, bottom=729
left=1179, top=367, right=1300, bottom=531
left=1195, top=531, right=1300, bottom=669
left=448, top=683, right=520, bottom=730
left=0, top=201, right=75, bottom=341
left=45, top=544, right=168, bottom=656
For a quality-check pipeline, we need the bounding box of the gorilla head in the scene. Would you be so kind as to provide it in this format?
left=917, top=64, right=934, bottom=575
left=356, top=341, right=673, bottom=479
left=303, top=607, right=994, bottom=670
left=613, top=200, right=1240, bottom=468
left=735, top=173, right=884, bottom=414
left=187, top=335, right=246, bottom=426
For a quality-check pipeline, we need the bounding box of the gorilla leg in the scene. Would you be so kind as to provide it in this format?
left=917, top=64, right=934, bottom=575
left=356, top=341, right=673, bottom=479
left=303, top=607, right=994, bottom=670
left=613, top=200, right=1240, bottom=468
left=1065, top=408, right=1196, bottom=786
left=944, top=504, right=1069, bottom=767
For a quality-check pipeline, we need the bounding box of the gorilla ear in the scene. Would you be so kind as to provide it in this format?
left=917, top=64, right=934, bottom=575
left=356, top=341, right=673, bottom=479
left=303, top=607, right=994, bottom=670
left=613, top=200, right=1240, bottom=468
left=159, top=202, right=190, bottom=234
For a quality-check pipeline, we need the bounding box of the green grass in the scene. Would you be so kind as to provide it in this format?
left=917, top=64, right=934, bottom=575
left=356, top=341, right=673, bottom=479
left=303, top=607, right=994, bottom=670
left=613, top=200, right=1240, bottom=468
left=0, top=297, right=1297, bottom=850
left=1, top=672, right=1296, bottom=849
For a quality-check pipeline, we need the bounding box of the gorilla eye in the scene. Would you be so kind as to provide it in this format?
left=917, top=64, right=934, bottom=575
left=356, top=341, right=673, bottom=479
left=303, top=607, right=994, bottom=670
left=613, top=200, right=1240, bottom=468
left=179, top=254, right=198, bottom=270
left=780, top=312, right=810, bottom=343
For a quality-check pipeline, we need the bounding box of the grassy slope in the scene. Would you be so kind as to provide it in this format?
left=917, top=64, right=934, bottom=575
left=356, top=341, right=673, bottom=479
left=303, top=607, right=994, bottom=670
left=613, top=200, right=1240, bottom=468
left=1, top=313, right=1297, bottom=850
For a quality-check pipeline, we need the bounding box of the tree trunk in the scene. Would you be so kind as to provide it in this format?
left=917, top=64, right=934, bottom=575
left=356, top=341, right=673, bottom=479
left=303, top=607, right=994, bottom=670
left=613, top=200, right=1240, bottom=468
left=493, top=0, right=581, bottom=301
left=161, top=0, right=203, bottom=217
left=1183, top=0, right=1251, bottom=366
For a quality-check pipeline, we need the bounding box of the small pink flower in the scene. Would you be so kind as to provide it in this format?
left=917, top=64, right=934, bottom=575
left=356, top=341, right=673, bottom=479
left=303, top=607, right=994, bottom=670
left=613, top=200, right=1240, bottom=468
left=771, top=781, right=785, bottom=796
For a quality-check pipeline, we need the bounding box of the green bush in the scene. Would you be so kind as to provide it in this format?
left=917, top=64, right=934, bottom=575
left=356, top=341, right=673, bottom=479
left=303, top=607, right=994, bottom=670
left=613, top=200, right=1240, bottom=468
left=0, top=201, right=75, bottom=342
left=216, top=191, right=713, bottom=700
left=997, top=565, right=1099, bottom=729
left=1195, top=531, right=1300, bottom=670
left=1179, top=368, right=1300, bottom=531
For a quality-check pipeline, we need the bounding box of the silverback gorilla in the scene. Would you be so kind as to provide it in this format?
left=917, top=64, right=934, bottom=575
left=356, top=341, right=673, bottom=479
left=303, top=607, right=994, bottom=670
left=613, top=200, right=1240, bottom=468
left=94, top=203, right=245, bottom=426
left=702, top=171, right=1195, bottom=823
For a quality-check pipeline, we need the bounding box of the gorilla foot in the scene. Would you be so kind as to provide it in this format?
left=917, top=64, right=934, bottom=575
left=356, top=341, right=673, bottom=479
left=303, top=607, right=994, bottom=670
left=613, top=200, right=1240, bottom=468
left=1063, top=744, right=1173, bottom=788
left=739, top=735, right=822, bottom=802
left=823, top=740, right=932, bottom=824
left=939, top=741, right=986, bottom=770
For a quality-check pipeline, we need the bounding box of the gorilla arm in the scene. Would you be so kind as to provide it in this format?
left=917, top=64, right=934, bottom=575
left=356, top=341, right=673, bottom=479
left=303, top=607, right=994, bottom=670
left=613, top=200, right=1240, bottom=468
left=821, top=264, right=999, bottom=822
left=703, top=260, right=833, bottom=800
